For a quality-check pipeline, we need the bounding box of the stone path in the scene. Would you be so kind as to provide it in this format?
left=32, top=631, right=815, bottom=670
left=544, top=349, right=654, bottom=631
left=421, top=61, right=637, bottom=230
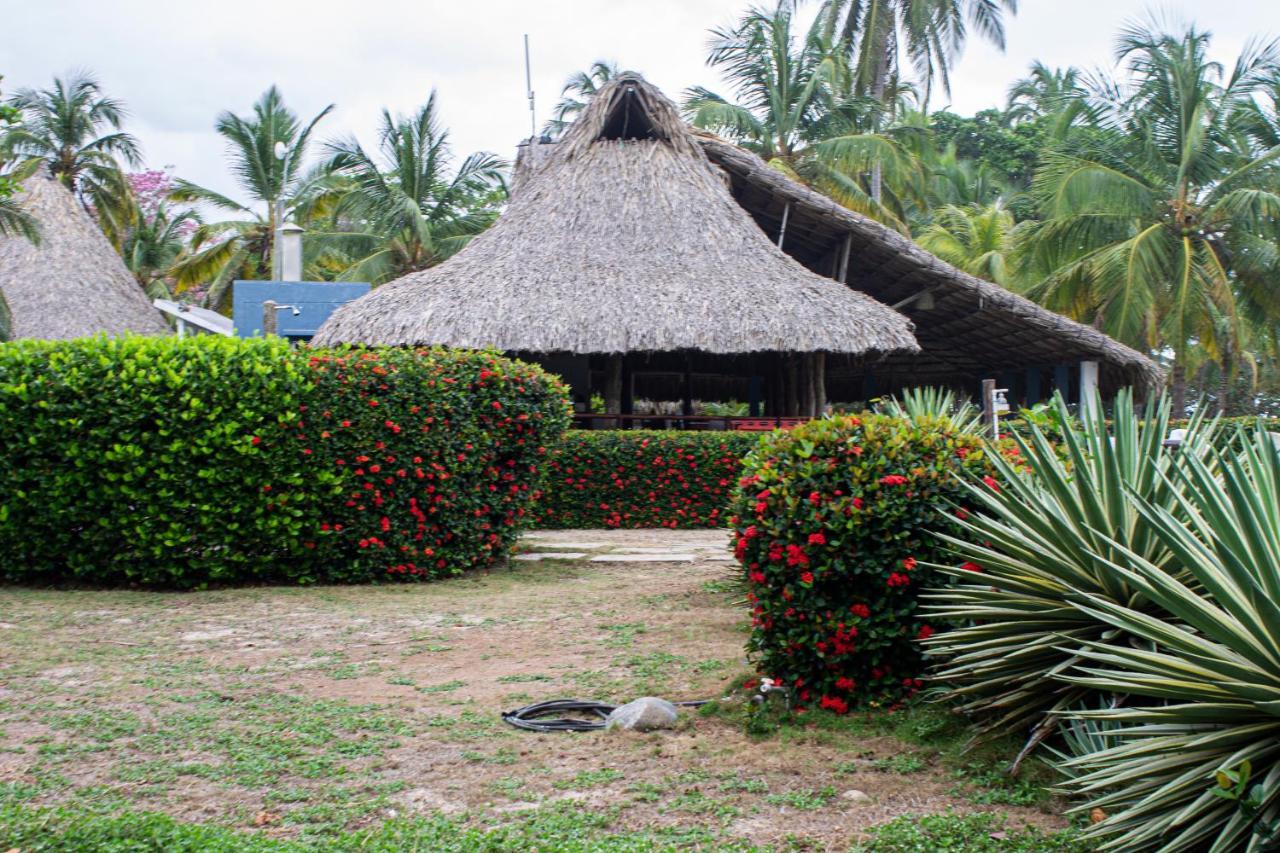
left=515, top=528, right=734, bottom=563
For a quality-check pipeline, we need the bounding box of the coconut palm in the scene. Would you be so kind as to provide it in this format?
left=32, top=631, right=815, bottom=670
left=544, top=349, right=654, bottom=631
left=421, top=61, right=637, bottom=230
left=1016, top=22, right=1280, bottom=412
left=916, top=201, right=1015, bottom=284
left=168, top=86, right=335, bottom=308
left=685, top=6, right=923, bottom=230
left=318, top=94, right=505, bottom=286
left=1, top=71, right=140, bottom=245
left=543, top=61, right=619, bottom=138
left=122, top=201, right=198, bottom=300
left=1005, top=61, right=1085, bottom=128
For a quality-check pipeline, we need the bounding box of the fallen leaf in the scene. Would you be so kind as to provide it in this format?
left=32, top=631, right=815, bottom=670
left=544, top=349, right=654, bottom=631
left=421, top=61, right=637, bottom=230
left=253, top=811, right=280, bottom=826
left=1091, top=807, right=1107, bottom=824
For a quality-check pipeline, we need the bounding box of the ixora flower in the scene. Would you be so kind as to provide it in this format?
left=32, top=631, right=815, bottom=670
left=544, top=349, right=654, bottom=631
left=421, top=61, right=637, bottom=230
left=878, top=474, right=909, bottom=486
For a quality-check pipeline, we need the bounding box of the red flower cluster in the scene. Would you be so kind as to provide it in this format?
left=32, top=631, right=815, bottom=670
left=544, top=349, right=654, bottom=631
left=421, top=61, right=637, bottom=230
left=538, top=432, right=757, bottom=529
left=729, top=412, right=998, bottom=711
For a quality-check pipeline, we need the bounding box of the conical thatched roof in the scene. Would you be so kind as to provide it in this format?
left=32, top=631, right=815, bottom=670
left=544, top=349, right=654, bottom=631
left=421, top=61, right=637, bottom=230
left=0, top=170, right=168, bottom=340
left=313, top=73, right=919, bottom=356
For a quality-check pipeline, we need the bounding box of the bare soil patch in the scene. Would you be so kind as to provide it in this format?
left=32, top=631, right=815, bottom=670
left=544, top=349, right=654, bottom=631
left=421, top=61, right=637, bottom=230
left=0, top=530, right=1066, bottom=849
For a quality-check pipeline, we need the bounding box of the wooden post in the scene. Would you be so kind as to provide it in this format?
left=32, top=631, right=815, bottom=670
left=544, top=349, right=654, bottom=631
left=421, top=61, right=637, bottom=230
left=981, top=378, right=998, bottom=438
left=681, top=356, right=694, bottom=417
left=799, top=354, right=814, bottom=418
left=837, top=234, right=852, bottom=283
left=262, top=300, right=278, bottom=337
left=814, top=352, right=826, bottom=416
left=777, top=202, right=790, bottom=250
left=604, top=354, right=623, bottom=415
left=786, top=356, right=800, bottom=417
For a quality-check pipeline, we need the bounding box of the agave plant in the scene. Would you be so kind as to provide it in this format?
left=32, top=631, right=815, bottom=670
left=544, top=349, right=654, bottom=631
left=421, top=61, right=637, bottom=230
left=1056, top=428, right=1280, bottom=851
left=922, top=390, right=1219, bottom=762
left=877, top=386, right=982, bottom=433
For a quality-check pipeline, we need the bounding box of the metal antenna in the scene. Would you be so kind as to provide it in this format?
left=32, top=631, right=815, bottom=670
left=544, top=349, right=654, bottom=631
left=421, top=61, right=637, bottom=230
left=523, top=34, right=536, bottom=139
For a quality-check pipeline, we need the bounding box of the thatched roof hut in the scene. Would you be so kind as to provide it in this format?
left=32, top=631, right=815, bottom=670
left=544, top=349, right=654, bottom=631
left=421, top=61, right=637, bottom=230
left=317, top=72, right=1158, bottom=416
left=0, top=170, right=168, bottom=340
left=313, top=74, right=918, bottom=359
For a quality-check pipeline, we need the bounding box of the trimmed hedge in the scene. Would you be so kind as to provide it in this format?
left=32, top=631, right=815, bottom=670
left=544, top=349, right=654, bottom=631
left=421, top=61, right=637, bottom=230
left=537, top=431, right=759, bottom=528
left=0, top=336, right=569, bottom=587
left=728, top=414, right=995, bottom=711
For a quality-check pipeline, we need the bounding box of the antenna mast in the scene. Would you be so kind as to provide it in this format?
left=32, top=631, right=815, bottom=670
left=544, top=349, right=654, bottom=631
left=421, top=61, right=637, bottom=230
left=523, top=34, right=536, bottom=139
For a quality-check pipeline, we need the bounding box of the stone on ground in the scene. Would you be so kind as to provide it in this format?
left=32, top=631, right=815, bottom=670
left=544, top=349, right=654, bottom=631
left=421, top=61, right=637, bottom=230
left=605, top=697, right=679, bottom=731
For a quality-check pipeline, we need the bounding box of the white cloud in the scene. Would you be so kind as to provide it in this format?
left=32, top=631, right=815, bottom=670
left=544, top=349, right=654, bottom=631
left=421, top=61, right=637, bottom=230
left=5, top=0, right=1274, bottom=213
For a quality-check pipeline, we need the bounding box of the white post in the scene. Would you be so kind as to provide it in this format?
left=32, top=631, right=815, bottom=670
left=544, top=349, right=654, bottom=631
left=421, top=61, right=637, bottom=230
left=1079, top=360, right=1100, bottom=416
left=277, top=223, right=304, bottom=282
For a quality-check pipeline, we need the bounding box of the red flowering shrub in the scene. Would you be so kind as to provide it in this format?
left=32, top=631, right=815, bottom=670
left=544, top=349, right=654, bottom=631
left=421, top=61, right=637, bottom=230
left=729, top=413, right=994, bottom=711
left=0, top=336, right=569, bottom=587
left=537, top=431, right=758, bottom=528
left=304, top=347, right=569, bottom=580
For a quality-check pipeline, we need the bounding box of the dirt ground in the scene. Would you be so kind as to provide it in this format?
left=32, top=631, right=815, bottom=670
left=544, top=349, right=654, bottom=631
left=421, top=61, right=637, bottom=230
left=0, top=530, right=1066, bottom=849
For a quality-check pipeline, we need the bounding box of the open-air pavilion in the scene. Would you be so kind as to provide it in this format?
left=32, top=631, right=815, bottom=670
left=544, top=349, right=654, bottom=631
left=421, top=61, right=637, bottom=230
left=314, top=73, right=1159, bottom=428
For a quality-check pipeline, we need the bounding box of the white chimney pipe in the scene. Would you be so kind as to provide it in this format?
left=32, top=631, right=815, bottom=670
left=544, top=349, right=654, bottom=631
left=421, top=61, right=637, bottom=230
left=277, top=222, right=304, bottom=281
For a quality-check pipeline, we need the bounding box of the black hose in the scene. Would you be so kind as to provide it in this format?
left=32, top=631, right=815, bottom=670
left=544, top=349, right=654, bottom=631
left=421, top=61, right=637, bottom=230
left=501, top=697, right=711, bottom=733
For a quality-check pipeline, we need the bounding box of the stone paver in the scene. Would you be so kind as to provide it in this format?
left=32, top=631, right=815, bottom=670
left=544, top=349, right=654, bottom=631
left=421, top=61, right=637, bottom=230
left=517, top=529, right=733, bottom=567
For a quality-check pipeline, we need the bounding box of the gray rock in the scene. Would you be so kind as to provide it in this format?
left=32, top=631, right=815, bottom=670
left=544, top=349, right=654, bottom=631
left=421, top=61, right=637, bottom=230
left=605, top=697, right=679, bottom=731
left=841, top=789, right=872, bottom=803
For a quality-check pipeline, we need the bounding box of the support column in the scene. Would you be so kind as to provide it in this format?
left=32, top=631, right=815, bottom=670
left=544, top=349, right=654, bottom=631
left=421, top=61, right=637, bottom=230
left=1025, top=367, right=1042, bottom=405
left=786, top=357, right=800, bottom=417
left=1054, top=364, right=1071, bottom=400
left=814, top=353, right=826, bottom=416
left=800, top=354, right=815, bottom=418
left=748, top=376, right=763, bottom=417
left=604, top=354, right=623, bottom=415
left=681, top=357, right=693, bottom=417
left=980, top=378, right=998, bottom=438
left=1079, top=360, right=1100, bottom=417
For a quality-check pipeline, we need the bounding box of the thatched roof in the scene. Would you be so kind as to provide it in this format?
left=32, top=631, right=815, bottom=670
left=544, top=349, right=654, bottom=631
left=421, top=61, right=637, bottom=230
left=0, top=170, right=168, bottom=340
left=694, top=136, right=1161, bottom=391
left=313, top=74, right=919, bottom=357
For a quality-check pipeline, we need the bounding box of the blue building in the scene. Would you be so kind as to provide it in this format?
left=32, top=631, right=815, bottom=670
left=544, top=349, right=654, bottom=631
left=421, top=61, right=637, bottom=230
left=232, top=281, right=371, bottom=341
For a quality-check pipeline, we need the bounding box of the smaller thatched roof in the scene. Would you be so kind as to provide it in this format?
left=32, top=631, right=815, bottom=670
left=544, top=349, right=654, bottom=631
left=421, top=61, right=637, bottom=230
left=314, top=73, right=918, bottom=357
left=0, top=170, right=168, bottom=340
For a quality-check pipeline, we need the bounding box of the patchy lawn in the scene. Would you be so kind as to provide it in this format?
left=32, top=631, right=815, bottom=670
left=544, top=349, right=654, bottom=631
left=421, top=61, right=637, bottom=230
left=0, top=530, right=1075, bottom=850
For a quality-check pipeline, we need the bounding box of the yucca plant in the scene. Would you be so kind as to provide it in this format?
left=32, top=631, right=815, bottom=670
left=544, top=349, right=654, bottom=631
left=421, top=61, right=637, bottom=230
left=1055, top=428, right=1280, bottom=851
left=922, top=390, right=1219, bottom=764
left=877, top=386, right=982, bottom=433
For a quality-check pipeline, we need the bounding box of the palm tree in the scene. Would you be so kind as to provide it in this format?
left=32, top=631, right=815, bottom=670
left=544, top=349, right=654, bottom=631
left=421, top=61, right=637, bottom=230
left=2, top=71, right=140, bottom=245
left=685, top=6, right=923, bottom=230
left=916, top=201, right=1015, bottom=284
left=813, top=0, right=1016, bottom=202
left=1017, top=21, right=1280, bottom=412
left=319, top=94, right=505, bottom=286
left=1005, top=61, right=1086, bottom=131
left=169, top=86, right=335, bottom=308
left=544, top=61, right=619, bottom=137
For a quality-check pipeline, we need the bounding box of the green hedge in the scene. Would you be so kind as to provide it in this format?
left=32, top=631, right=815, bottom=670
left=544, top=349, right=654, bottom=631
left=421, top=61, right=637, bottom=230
left=728, top=414, right=995, bottom=711
left=0, top=336, right=569, bottom=587
left=536, top=431, right=760, bottom=528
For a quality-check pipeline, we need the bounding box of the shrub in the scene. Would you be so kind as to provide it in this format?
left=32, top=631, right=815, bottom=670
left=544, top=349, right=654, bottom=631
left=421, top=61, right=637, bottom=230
left=1050, top=428, right=1280, bottom=850
left=729, top=413, right=993, bottom=711
left=923, top=392, right=1221, bottom=750
left=537, top=431, right=758, bottom=528
left=0, top=336, right=569, bottom=587
left=303, top=347, right=569, bottom=581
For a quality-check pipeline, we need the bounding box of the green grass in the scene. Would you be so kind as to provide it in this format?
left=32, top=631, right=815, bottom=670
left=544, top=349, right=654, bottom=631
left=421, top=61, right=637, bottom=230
left=0, top=801, right=766, bottom=852
left=852, top=811, right=1088, bottom=852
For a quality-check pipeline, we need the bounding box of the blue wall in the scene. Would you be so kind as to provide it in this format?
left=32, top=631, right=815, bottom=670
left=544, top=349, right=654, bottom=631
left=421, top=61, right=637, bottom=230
left=232, top=281, right=371, bottom=339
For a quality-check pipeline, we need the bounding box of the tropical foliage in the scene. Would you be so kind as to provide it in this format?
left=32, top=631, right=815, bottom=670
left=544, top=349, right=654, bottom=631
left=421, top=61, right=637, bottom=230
left=1, top=71, right=140, bottom=246
left=318, top=94, right=504, bottom=285
left=168, top=86, right=336, bottom=307
left=923, top=391, right=1220, bottom=756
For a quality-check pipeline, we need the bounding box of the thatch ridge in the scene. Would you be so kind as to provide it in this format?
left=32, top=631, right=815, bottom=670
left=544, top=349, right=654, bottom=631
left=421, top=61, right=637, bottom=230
left=695, top=133, right=1162, bottom=390
left=313, top=73, right=919, bottom=356
left=0, top=170, right=168, bottom=340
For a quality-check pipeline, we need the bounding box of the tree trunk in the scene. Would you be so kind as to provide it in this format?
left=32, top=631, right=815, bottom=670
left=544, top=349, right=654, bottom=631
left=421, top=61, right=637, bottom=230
left=1170, top=361, right=1187, bottom=418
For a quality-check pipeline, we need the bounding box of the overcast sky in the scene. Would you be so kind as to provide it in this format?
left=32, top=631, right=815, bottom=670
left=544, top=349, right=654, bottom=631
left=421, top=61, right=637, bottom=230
left=4, top=0, right=1275, bottom=208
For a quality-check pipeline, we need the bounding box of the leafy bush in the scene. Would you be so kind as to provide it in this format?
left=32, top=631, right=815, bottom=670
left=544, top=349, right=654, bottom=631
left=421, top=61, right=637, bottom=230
left=1051, top=428, right=1280, bottom=850
left=537, top=431, right=758, bottom=528
left=0, top=336, right=569, bottom=587
left=923, top=393, right=1220, bottom=750
left=729, top=413, right=994, bottom=711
